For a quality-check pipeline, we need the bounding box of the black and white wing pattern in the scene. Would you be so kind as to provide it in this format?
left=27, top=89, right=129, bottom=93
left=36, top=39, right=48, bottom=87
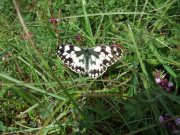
left=87, top=45, right=123, bottom=78
left=57, top=45, right=86, bottom=74
left=57, top=44, right=123, bottom=78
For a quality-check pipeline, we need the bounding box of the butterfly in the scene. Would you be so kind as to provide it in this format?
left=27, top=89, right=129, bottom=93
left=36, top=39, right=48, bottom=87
left=57, top=44, right=123, bottom=78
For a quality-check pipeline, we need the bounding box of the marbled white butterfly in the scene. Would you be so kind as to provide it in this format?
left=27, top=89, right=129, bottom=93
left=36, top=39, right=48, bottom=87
left=57, top=44, right=123, bottom=78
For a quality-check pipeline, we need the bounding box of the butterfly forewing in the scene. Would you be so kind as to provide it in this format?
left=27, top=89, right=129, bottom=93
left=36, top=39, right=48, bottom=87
left=57, top=45, right=86, bottom=74
left=85, top=46, right=122, bottom=78
left=92, top=46, right=122, bottom=67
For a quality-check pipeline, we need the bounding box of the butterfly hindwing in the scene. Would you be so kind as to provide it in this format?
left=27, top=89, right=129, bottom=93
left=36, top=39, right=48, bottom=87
left=92, top=46, right=122, bottom=66
left=57, top=45, right=86, bottom=74
left=87, top=54, right=107, bottom=78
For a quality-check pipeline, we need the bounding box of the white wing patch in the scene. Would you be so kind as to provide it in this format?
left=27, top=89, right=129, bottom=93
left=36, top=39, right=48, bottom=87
left=74, top=46, right=81, bottom=51
left=57, top=44, right=86, bottom=74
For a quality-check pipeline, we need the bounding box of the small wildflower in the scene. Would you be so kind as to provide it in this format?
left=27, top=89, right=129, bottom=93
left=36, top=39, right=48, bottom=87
left=75, top=34, right=82, bottom=42
left=159, top=114, right=180, bottom=134
left=155, top=78, right=161, bottom=83
left=159, top=115, right=165, bottom=123
left=168, top=82, right=174, bottom=88
left=175, top=118, right=180, bottom=125
left=154, top=70, right=174, bottom=93
left=49, top=17, right=59, bottom=25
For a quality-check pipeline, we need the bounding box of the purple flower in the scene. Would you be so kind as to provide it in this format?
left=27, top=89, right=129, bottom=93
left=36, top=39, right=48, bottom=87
left=175, top=118, right=180, bottom=125
left=159, top=114, right=180, bottom=134
left=154, top=70, right=174, bottom=93
left=49, top=17, right=59, bottom=25
left=159, top=115, right=165, bottom=123
left=75, top=35, right=82, bottom=42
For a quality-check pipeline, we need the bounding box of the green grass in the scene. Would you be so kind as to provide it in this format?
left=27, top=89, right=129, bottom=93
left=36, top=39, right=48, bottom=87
left=0, top=0, right=180, bottom=134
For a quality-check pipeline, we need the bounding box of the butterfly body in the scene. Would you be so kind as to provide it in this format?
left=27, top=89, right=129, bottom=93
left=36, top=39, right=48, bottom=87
left=57, top=44, right=123, bottom=78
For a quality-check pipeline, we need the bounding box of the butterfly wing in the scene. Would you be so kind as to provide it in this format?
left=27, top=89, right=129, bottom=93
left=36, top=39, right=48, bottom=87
left=87, top=45, right=123, bottom=78
left=57, top=45, right=86, bottom=74
left=87, top=54, right=107, bottom=78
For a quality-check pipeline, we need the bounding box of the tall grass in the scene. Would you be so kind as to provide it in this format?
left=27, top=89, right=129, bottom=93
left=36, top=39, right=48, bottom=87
left=0, top=0, right=179, bottom=134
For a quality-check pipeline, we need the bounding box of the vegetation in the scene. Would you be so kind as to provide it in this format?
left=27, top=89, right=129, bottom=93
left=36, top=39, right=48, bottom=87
left=0, top=0, right=179, bottom=134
